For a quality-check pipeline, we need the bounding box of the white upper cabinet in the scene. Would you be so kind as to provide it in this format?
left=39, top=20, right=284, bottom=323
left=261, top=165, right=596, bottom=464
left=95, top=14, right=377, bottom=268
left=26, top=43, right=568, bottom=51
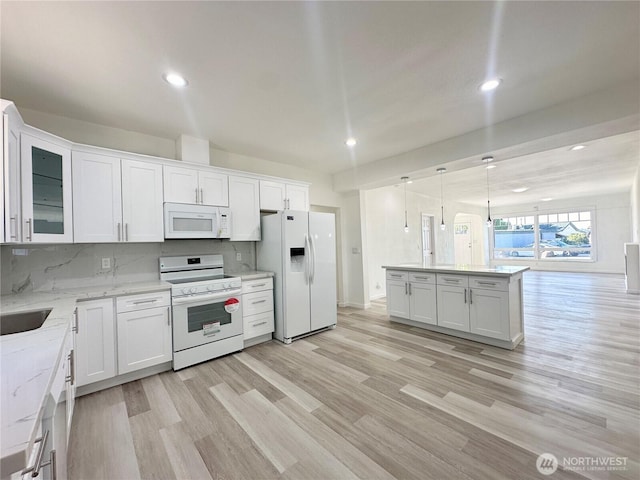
left=2, top=101, right=23, bottom=243
left=163, top=165, right=198, bottom=204
left=121, top=159, right=164, bottom=242
left=73, top=152, right=122, bottom=243
left=21, top=133, right=73, bottom=243
left=260, top=180, right=309, bottom=211
left=229, top=175, right=260, bottom=241
left=73, top=152, right=163, bottom=243
left=199, top=170, right=229, bottom=206
left=163, top=165, right=228, bottom=206
left=259, top=180, right=286, bottom=210
left=286, top=183, right=309, bottom=211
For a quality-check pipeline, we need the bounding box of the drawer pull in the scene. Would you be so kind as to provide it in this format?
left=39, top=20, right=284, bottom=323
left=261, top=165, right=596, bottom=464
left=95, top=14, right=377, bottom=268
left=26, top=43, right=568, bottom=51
left=477, top=281, right=497, bottom=286
left=443, top=278, right=459, bottom=283
left=253, top=321, right=268, bottom=327
left=414, top=276, right=430, bottom=280
left=23, top=430, right=56, bottom=478
left=252, top=299, right=267, bottom=305
left=389, top=273, right=403, bottom=278
left=132, top=299, right=158, bottom=305
left=251, top=283, right=266, bottom=288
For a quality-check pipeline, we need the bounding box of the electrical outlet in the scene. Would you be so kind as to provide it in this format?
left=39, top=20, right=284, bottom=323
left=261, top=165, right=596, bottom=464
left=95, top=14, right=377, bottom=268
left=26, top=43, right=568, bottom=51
left=236, top=252, right=242, bottom=261
left=101, top=257, right=111, bottom=269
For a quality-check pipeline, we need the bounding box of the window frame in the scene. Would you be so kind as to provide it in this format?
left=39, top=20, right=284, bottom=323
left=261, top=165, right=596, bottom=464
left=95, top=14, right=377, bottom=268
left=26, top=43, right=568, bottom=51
left=491, top=207, right=596, bottom=262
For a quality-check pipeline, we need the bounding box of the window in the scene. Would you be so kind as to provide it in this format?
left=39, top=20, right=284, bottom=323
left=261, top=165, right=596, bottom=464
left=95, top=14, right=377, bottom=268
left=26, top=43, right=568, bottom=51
left=493, top=209, right=593, bottom=261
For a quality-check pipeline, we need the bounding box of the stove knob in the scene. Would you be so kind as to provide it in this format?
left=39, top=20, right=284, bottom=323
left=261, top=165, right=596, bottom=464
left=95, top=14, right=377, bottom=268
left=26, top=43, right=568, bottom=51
left=181, top=288, right=189, bottom=296
left=207, top=285, right=214, bottom=291
left=191, top=287, right=197, bottom=294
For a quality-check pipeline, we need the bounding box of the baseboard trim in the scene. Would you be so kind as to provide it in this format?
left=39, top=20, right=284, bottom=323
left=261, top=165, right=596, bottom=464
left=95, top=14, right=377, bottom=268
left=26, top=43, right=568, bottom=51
left=76, top=361, right=173, bottom=397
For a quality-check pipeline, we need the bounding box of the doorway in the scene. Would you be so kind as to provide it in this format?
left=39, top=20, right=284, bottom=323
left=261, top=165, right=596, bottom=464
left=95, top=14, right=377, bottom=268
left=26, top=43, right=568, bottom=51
left=454, top=222, right=473, bottom=264
left=454, top=213, right=486, bottom=265
left=421, top=214, right=435, bottom=266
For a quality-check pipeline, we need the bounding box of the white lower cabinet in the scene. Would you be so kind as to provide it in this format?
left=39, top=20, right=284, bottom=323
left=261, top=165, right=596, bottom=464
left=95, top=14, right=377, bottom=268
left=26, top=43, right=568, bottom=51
left=75, top=291, right=172, bottom=390
left=75, top=298, right=116, bottom=387
left=385, top=271, right=436, bottom=325
left=116, top=292, right=172, bottom=374
left=436, top=274, right=470, bottom=332
left=242, top=278, right=274, bottom=343
left=468, top=278, right=510, bottom=340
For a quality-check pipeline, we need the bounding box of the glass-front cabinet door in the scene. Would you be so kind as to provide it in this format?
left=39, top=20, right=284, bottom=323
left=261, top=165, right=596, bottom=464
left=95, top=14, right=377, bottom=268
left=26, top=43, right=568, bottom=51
left=21, top=134, right=73, bottom=242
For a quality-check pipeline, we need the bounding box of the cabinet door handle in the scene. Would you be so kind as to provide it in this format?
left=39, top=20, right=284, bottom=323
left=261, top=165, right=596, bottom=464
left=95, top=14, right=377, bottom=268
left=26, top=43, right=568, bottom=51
left=469, top=289, right=473, bottom=304
left=65, top=350, right=75, bottom=385
left=125, top=223, right=129, bottom=241
left=9, top=216, right=17, bottom=239
left=464, top=288, right=467, bottom=304
left=72, top=307, right=78, bottom=333
left=408, top=283, right=412, bottom=295
left=195, top=187, right=199, bottom=204
left=405, top=282, right=408, bottom=295
left=26, top=218, right=33, bottom=241
left=200, top=188, right=204, bottom=204
left=117, top=222, right=121, bottom=242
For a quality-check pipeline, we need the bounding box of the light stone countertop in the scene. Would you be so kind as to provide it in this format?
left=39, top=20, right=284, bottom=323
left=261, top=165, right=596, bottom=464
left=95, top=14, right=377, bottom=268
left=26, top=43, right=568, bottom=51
left=0, top=280, right=170, bottom=475
left=382, top=264, right=530, bottom=277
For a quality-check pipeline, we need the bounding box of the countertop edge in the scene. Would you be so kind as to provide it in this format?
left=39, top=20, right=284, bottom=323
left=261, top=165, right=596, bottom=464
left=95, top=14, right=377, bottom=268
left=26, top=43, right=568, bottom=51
left=382, top=265, right=530, bottom=277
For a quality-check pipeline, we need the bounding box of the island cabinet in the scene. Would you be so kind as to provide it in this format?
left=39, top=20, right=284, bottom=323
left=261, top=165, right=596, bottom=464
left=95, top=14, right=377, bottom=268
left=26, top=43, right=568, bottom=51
left=385, top=270, right=437, bottom=325
left=384, top=266, right=527, bottom=349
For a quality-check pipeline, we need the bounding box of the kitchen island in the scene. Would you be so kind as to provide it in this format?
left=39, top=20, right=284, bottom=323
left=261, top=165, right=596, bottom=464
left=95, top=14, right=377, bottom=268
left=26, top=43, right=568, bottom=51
left=382, top=264, right=529, bottom=349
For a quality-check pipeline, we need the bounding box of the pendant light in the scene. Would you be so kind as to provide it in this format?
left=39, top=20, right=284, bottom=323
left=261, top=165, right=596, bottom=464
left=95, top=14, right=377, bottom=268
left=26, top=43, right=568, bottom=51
left=437, top=168, right=446, bottom=231
left=401, top=176, right=410, bottom=232
left=483, top=156, right=494, bottom=228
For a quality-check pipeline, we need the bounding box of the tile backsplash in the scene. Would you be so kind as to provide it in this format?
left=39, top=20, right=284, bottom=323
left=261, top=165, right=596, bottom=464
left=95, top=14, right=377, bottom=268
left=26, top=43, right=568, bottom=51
left=1, top=240, right=256, bottom=295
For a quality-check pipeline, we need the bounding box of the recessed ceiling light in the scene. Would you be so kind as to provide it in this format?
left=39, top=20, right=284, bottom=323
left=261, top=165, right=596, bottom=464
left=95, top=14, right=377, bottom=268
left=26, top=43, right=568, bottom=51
left=570, top=145, right=586, bottom=151
left=486, top=164, right=496, bottom=169
left=163, top=73, right=188, bottom=87
left=407, top=180, right=413, bottom=184
left=512, top=187, right=528, bottom=193
left=345, top=137, right=357, bottom=147
left=541, top=197, right=553, bottom=202
left=479, top=78, right=501, bottom=92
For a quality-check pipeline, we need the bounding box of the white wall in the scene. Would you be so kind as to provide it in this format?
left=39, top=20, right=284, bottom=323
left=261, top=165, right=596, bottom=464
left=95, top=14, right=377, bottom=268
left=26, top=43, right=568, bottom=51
left=491, top=193, right=631, bottom=273
left=339, top=192, right=367, bottom=308
left=363, top=185, right=483, bottom=300
left=631, top=164, right=640, bottom=243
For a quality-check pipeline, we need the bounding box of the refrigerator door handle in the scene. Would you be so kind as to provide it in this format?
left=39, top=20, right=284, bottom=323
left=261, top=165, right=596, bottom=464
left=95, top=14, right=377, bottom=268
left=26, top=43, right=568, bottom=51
left=309, top=234, right=316, bottom=283
left=304, top=235, right=310, bottom=285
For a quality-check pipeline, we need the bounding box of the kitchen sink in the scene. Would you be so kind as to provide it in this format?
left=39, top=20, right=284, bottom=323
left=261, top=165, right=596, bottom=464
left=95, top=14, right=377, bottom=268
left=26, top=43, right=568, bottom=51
left=0, top=308, right=52, bottom=336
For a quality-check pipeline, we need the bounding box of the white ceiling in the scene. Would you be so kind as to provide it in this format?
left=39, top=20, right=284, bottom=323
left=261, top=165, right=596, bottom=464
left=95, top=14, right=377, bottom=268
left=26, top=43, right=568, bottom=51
left=1, top=1, right=639, bottom=198
left=402, top=130, right=640, bottom=207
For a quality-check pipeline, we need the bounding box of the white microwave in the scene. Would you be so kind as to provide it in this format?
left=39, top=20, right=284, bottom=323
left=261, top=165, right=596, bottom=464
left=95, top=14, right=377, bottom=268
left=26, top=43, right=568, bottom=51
left=164, top=203, right=231, bottom=239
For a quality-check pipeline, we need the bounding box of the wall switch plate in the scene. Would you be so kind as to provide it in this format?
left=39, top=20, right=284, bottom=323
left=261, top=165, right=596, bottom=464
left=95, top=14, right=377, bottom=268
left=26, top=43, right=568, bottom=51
left=236, top=252, right=242, bottom=261
left=101, top=258, right=111, bottom=269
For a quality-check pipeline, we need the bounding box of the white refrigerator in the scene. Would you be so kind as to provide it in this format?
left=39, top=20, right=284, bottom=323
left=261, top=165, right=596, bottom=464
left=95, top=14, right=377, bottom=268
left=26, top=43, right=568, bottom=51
left=257, top=211, right=337, bottom=343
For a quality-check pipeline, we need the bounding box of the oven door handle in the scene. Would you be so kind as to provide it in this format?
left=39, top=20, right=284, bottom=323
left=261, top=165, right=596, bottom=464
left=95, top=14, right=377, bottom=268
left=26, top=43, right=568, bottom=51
left=172, top=290, right=242, bottom=306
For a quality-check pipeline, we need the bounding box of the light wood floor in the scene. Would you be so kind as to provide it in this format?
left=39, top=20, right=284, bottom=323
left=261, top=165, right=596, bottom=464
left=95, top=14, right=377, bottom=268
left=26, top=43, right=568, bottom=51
left=69, top=271, right=640, bottom=480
